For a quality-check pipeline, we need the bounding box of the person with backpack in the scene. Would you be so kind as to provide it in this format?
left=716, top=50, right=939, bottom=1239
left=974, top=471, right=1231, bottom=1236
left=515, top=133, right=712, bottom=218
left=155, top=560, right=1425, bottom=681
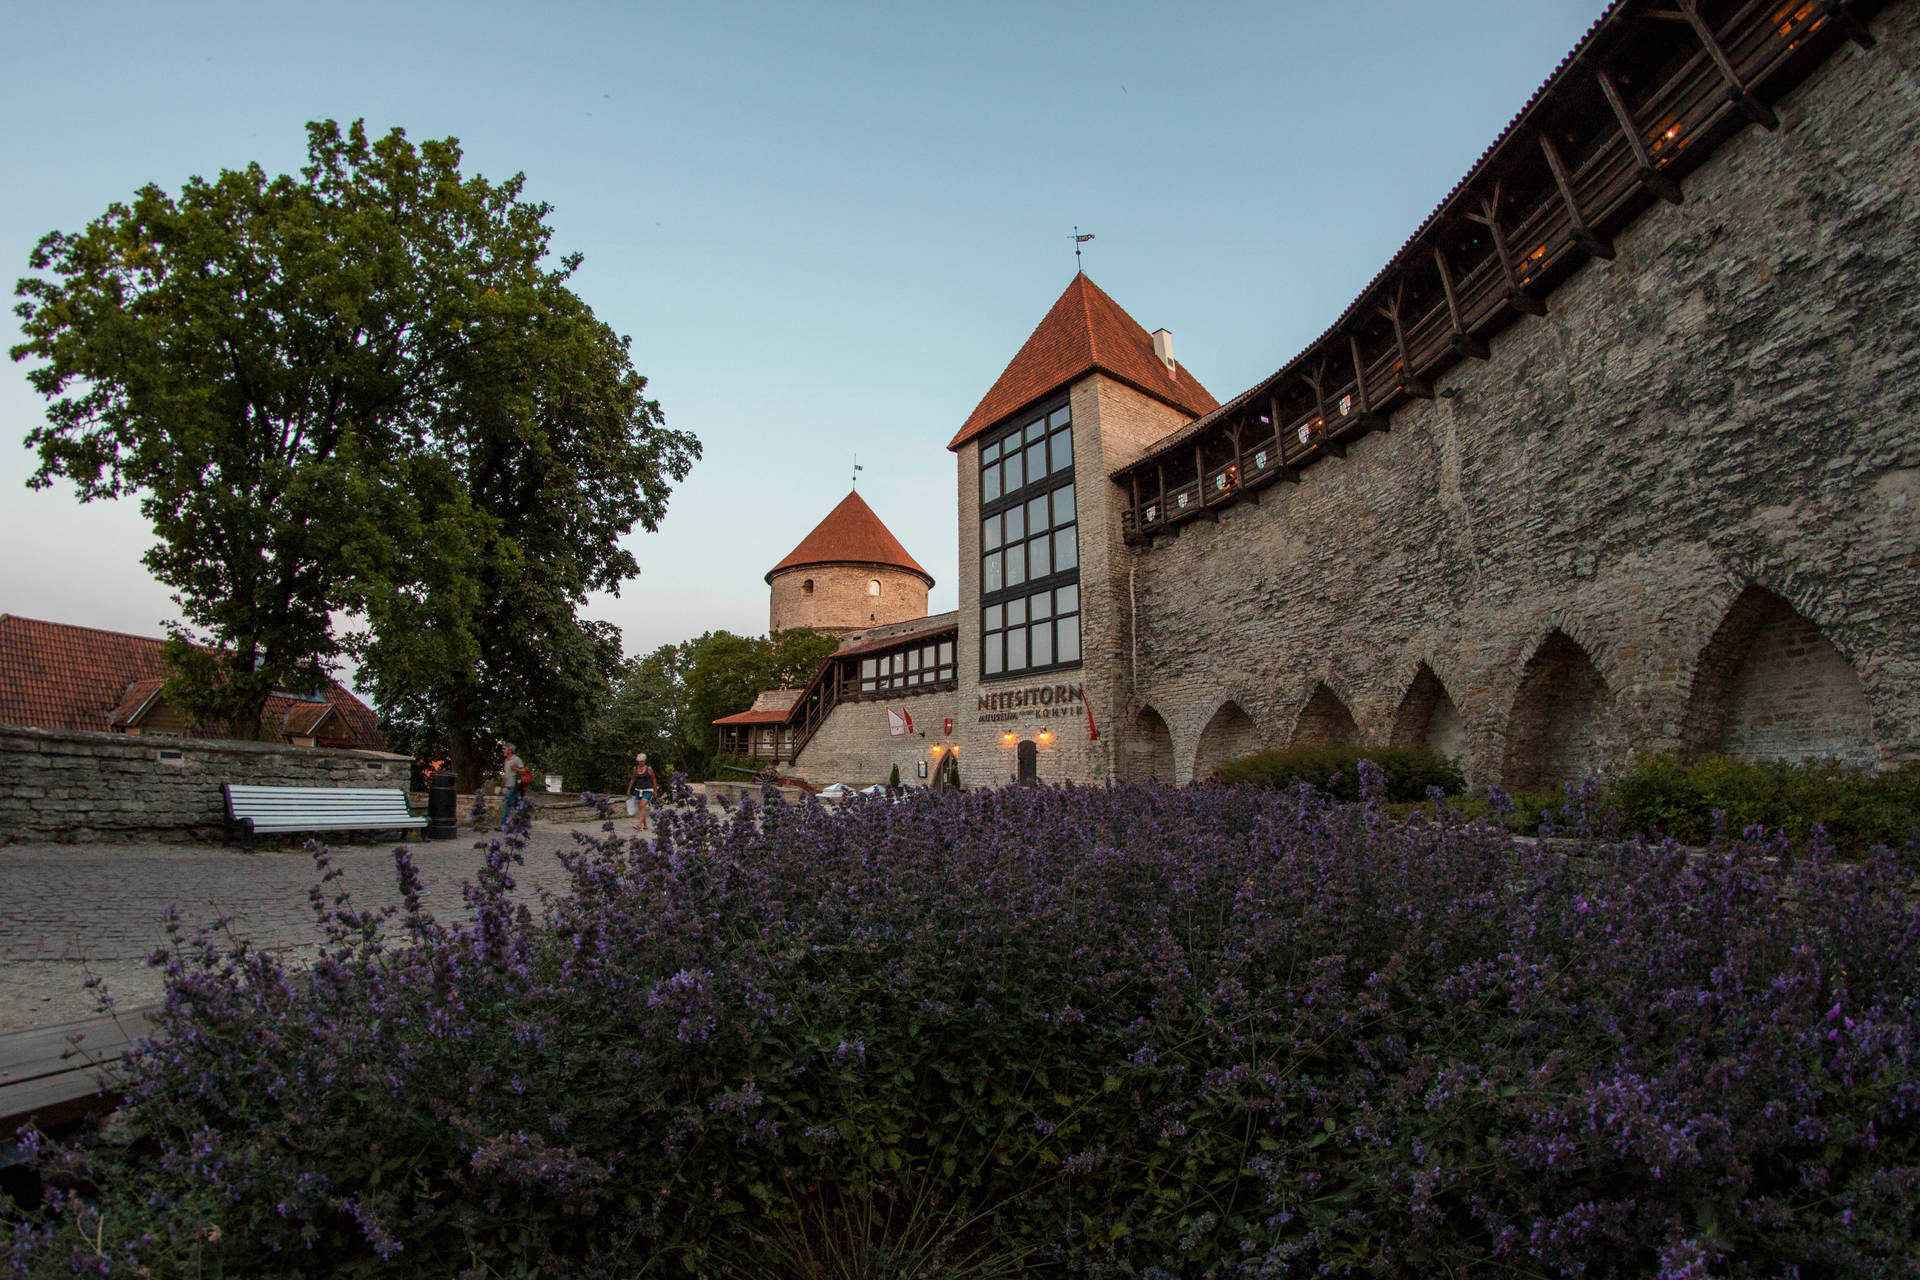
left=628, top=752, right=658, bottom=835
left=501, top=741, right=530, bottom=829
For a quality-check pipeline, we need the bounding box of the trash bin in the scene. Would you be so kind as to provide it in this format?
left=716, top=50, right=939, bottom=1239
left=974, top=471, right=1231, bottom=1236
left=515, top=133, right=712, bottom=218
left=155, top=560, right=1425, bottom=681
left=427, top=769, right=458, bottom=840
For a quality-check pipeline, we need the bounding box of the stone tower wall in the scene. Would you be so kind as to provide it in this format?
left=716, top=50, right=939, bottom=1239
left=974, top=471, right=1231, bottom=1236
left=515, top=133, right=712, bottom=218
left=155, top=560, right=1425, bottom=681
left=769, top=563, right=929, bottom=637
left=1115, top=7, right=1920, bottom=785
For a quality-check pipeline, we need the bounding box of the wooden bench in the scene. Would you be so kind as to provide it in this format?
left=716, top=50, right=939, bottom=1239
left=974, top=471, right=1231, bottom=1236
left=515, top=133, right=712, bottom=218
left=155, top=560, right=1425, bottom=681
left=222, top=784, right=426, bottom=850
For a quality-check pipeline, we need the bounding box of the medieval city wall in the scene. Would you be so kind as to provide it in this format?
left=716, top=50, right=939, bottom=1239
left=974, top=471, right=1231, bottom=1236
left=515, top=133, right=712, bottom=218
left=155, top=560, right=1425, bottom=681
left=1123, top=10, right=1920, bottom=785
left=786, top=687, right=958, bottom=788
left=0, top=725, right=412, bottom=843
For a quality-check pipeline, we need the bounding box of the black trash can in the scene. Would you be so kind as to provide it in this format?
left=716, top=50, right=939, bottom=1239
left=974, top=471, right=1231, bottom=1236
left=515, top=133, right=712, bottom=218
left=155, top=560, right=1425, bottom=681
left=426, top=769, right=458, bottom=840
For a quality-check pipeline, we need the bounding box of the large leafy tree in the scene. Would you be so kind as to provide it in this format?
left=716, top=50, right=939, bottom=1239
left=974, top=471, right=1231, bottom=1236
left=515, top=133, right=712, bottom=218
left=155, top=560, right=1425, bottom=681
left=677, top=627, right=839, bottom=779
left=13, top=121, right=696, bottom=749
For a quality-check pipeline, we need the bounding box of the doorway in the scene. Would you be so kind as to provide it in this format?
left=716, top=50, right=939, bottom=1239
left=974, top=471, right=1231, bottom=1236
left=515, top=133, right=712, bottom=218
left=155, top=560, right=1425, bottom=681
left=1016, top=738, right=1038, bottom=783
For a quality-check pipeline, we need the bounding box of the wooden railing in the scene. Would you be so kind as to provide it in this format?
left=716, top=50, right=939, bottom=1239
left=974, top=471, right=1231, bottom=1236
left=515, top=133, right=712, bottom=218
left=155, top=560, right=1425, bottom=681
left=1119, top=0, right=1878, bottom=542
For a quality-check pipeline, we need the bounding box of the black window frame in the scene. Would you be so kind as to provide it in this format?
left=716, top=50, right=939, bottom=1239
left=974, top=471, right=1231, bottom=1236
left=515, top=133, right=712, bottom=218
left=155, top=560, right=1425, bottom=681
left=979, top=396, right=1081, bottom=681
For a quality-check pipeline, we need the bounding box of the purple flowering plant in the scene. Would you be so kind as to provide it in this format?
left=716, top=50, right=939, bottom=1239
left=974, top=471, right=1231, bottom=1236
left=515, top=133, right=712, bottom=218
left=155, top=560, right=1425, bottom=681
left=7, top=765, right=1919, bottom=1277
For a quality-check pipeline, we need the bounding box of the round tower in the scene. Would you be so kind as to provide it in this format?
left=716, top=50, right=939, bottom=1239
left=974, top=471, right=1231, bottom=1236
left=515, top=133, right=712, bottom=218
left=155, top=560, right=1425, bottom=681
left=767, top=491, right=934, bottom=636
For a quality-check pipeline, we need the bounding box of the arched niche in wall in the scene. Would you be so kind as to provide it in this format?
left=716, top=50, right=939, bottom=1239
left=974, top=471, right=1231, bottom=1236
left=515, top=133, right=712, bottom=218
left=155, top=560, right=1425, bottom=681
left=1389, top=664, right=1467, bottom=762
left=1681, top=585, right=1876, bottom=769
left=1289, top=683, right=1361, bottom=750
left=1193, top=701, right=1259, bottom=780
left=1502, top=631, right=1618, bottom=791
left=1122, top=706, right=1176, bottom=783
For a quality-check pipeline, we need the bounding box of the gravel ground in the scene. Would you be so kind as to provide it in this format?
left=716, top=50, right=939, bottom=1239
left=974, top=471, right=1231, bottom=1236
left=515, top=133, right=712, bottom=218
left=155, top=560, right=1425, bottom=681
left=0, top=817, right=647, bottom=1032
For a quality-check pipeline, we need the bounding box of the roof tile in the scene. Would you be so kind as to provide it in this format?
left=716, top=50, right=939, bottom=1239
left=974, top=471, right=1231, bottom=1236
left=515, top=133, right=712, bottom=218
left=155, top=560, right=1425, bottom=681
left=766, top=490, right=933, bottom=585
left=950, top=274, right=1219, bottom=450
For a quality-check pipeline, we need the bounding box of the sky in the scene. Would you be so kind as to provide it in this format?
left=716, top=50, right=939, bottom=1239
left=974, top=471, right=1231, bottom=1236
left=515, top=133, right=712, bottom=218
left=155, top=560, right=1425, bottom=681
left=0, top=0, right=1602, bottom=675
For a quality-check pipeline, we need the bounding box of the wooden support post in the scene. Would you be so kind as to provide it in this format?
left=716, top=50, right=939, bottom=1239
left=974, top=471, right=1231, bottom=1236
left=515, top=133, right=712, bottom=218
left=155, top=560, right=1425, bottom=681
left=1230, top=419, right=1256, bottom=504
left=1815, top=0, right=1876, bottom=48
left=1431, top=245, right=1491, bottom=360
left=1269, top=397, right=1301, bottom=482
left=1539, top=133, right=1615, bottom=259
left=1346, top=332, right=1389, bottom=434
left=1307, top=365, right=1346, bottom=458
left=1192, top=442, right=1219, bottom=520
left=1597, top=69, right=1685, bottom=204
left=1468, top=195, right=1547, bottom=317
left=1376, top=284, right=1434, bottom=398
left=1129, top=472, right=1143, bottom=540
left=1672, top=0, right=1779, bottom=129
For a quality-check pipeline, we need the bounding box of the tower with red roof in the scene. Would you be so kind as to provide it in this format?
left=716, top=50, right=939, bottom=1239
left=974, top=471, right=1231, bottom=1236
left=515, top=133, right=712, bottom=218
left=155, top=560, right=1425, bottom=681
left=766, top=489, right=936, bottom=637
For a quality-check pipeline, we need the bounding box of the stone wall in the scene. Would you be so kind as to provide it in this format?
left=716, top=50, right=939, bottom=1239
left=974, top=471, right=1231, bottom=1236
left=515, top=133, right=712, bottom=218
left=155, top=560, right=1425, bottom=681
left=769, top=563, right=930, bottom=636
left=0, top=725, right=412, bottom=844
left=787, top=686, right=959, bottom=788
left=1120, top=9, right=1920, bottom=785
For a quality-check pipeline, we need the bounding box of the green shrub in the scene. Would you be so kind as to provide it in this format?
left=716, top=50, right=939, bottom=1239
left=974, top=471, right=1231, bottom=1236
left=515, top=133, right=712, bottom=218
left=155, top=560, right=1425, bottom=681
left=1606, top=753, right=1920, bottom=854
left=888, top=762, right=902, bottom=789
left=1215, top=745, right=1464, bottom=801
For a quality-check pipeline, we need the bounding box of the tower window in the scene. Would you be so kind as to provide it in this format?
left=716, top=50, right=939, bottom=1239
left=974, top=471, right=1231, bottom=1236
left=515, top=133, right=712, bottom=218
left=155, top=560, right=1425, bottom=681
left=869, top=579, right=882, bottom=596
left=980, top=398, right=1078, bottom=679
left=802, top=579, right=814, bottom=595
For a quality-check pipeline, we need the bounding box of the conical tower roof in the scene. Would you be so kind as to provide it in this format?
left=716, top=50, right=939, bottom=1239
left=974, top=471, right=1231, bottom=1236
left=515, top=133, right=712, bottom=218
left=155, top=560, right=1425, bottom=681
left=949, top=274, right=1218, bottom=450
left=765, top=490, right=934, bottom=586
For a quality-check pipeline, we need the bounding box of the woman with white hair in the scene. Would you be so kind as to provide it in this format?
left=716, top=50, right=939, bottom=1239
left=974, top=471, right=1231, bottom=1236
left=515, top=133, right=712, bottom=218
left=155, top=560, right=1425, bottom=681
left=627, top=752, right=658, bottom=834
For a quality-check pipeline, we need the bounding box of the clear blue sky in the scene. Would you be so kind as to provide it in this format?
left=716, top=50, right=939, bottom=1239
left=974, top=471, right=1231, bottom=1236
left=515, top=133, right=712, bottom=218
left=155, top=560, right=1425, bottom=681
left=1, top=0, right=1600, bottom=667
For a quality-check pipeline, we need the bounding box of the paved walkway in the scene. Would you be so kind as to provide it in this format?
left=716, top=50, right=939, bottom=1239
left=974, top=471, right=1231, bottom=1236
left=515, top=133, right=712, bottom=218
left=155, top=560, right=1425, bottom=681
left=0, top=820, right=646, bottom=1032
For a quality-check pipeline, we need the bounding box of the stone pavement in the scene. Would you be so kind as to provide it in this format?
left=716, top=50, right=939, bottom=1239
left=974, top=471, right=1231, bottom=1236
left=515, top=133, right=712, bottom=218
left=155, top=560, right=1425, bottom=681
left=0, top=818, right=647, bottom=1033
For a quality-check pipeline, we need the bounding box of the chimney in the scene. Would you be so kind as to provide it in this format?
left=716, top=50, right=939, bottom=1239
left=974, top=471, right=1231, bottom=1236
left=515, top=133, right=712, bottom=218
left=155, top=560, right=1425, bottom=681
left=1151, top=328, right=1176, bottom=375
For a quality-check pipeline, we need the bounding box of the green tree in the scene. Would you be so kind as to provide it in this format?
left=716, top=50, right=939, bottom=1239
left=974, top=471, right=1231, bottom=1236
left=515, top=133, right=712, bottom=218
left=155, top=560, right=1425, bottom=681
left=669, top=627, right=839, bottom=780
left=543, top=645, right=682, bottom=795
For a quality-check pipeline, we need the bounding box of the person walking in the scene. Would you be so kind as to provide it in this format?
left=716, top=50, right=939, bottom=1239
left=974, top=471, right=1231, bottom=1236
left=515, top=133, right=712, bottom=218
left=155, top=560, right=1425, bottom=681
left=628, top=752, right=658, bottom=834
left=501, top=741, right=527, bottom=829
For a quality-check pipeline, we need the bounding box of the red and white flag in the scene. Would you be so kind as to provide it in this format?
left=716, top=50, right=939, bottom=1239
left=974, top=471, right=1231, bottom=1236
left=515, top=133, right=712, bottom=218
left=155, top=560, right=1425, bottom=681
left=886, top=707, right=913, bottom=737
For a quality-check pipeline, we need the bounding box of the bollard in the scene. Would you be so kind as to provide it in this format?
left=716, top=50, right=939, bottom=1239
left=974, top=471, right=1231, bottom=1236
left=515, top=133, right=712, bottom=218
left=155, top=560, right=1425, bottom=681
left=426, top=769, right=458, bottom=840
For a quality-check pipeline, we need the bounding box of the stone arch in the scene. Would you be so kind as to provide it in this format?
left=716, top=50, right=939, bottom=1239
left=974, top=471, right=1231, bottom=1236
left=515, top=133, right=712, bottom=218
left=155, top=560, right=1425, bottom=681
left=1502, top=630, right=1620, bottom=790
left=1121, top=705, right=1176, bottom=783
left=1681, top=584, right=1875, bottom=768
left=1193, top=700, right=1260, bottom=779
left=1289, top=683, right=1361, bottom=750
left=1389, top=663, right=1467, bottom=761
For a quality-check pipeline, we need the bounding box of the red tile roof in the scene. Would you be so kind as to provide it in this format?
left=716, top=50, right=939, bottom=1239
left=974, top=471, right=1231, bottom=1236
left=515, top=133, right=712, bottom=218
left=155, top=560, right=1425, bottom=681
left=0, top=614, right=383, bottom=750
left=766, top=490, right=933, bottom=586
left=712, top=707, right=794, bottom=726
left=950, top=274, right=1219, bottom=451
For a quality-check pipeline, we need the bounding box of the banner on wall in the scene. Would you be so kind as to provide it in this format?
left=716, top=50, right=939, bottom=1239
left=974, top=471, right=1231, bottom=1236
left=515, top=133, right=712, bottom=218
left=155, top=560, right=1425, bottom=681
left=886, top=707, right=913, bottom=737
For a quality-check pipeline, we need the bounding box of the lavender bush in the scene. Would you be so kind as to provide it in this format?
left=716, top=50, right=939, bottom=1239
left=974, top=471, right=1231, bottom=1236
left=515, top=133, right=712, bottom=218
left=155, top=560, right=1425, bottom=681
left=8, top=771, right=1919, bottom=1277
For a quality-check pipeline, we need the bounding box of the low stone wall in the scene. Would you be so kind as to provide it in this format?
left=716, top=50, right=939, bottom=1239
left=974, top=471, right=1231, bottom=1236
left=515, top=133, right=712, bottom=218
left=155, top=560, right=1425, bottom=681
left=0, top=725, right=411, bottom=844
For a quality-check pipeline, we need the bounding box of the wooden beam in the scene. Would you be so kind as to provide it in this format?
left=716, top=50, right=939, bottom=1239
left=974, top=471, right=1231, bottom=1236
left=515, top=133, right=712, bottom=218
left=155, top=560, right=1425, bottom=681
left=1815, top=0, right=1876, bottom=48
left=1676, top=0, right=1779, bottom=129
left=1269, top=397, right=1301, bottom=482
left=1597, top=69, right=1684, bottom=204
left=1431, top=245, right=1491, bottom=359
left=1539, top=133, right=1616, bottom=259
left=1375, top=283, right=1434, bottom=398
left=1467, top=192, right=1548, bottom=317
left=1347, top=332, right=1389, bottom=433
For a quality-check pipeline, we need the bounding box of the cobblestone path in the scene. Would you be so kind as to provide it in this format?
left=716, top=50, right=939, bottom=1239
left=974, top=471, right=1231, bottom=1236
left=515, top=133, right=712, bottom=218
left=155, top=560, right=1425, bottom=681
left=0, top=820, right=640, bottom=1032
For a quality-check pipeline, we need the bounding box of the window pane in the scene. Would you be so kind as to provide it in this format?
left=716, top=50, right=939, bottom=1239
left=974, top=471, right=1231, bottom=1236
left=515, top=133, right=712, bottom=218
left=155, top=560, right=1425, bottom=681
left=982, top=515, right=1000, bottom=551
left=983, top=551, right=1002, bottom=593
left=1006, top=545, right=1026, bottom=587
left=1006, top=597, right=1026, bottom=625
left=983, top=439, right=1000, bottom=464
left=984, top=604, right=1001, bottom=631
left=1005, top=506, right=1025, bottom=541
left=1053, top=527, right=1077, bottom=573
left=1026, top=417, right=1047, bottom=443
left=1030, top=624, right=1053, bottom=667
left=1049, top=406, right=1071, bottom=430
left=1058, top=614, right=1081, bottom=663
left=938, top=641, right=953, bottom=665
left=1025, top=442, right=1045, bottom=483
left=908, top=649, right=921, bottom=670
left=1003, top=451, right=1022, bottom=492
left=982, top=463, right=1001, bottom=502
left=985, top=638, right=1002, bottom=675
left=1030, top=590, right=1052, bottom=620
left=1029, top=534, right=1051, bottom=578
left=861, top=658, right=877, bottom=678
left=1051, top=427, right=1073, bottom=473
left=1027, top=495, right=1049, bottom=534
left=1054, top=482, right=1075, bottom=523
left=1057, top=583, right=1079, bottom=615
left=1007, top=628, right=1027, bottom=670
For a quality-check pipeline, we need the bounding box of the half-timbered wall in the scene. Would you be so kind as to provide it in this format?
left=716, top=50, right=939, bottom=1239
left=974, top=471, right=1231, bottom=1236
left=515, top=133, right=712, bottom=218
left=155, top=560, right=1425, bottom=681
left=1118, top=6, right=1920, bottom=784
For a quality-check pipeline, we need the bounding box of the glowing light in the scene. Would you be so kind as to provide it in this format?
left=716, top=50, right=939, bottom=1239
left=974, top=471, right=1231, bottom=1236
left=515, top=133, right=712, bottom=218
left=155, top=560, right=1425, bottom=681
left=930, top=745, right=944, bottom=756
left=1038, top=731, right=1052, bottom=742
left=1002, top=733, right=1017, bottom=743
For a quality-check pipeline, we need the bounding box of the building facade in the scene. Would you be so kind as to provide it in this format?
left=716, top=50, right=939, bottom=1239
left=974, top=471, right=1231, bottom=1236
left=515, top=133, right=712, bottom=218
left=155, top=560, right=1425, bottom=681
left=728, top=0, right=1920, bottom=790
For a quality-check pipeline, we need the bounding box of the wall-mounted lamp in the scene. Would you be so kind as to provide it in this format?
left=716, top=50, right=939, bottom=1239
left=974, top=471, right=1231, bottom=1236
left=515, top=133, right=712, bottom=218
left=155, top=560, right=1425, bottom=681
left=930, top=744, right=944, bottom=756
left=1037, top=731, right=1052, bottom=742
left=1002, top=733, right=1017, bottom=743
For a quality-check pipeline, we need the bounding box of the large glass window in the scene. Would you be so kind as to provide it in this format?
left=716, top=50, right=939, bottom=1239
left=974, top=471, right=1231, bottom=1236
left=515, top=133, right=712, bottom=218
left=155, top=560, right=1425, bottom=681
left=980, top=399, right=1079, bottom=678
left=857, top=638, right=957, bottom=695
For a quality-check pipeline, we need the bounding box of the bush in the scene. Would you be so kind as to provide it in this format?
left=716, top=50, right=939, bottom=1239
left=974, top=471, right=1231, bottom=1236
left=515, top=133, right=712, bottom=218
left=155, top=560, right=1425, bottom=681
left=10, top=780, right=1920, bottom=1277
left=1215, top=744, right=1464, bottom=800
left=1606, top=753, right=1920, bottom=855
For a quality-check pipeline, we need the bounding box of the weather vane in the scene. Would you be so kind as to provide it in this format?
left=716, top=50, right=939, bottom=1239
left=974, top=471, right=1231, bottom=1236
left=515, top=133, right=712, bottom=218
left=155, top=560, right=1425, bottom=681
left=1072, top=226, right=1095, bottom=272
left=852, top=453, right=863, bottom=490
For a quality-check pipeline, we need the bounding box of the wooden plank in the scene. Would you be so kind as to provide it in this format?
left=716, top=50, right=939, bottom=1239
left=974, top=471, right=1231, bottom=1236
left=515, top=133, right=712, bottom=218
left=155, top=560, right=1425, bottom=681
left=0, top=1008, right=157, bottom=1129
